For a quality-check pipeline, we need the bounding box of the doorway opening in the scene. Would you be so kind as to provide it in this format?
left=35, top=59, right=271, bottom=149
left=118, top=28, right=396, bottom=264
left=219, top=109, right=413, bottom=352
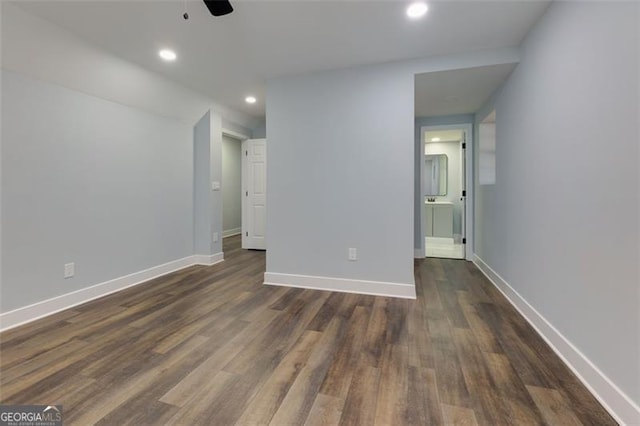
left=222, top=131, right=247, bottom=242
left=421, top=126, right=469, bottom=259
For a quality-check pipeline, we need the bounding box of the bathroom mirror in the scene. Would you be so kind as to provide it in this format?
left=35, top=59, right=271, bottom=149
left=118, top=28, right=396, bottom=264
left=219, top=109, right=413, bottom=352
left=425, top=154, right=447, bottom=196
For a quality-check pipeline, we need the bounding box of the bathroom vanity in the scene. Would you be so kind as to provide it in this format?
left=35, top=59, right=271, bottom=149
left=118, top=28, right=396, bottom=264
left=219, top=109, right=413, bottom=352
left=425, top=201, right=453, bottom=238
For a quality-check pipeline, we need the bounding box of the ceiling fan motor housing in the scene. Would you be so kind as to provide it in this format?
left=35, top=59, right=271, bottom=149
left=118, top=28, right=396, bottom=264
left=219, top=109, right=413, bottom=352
left=203, top=0, right=234, bottom=17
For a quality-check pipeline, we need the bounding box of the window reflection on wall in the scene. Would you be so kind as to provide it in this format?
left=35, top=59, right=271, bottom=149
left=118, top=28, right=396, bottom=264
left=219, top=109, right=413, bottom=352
left=479, top=110, right=496, bottom=185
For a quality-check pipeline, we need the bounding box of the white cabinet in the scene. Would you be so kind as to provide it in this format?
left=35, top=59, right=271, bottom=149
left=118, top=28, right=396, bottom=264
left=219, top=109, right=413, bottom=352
left=425, top=202, right=453, bottom=238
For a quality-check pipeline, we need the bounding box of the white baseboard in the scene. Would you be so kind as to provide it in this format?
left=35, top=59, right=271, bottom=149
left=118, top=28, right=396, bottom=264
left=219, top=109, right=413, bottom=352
left=193, top=252, right=224, bottom=266
left=264, top=272, right=416, bottom=299
left=0, top=253, right=224, bottom=332
left=473, top=254, right=640, bottom=425
left=223, top=228, right=242, bottom=238
left=426, top=236, right=455, bottom=245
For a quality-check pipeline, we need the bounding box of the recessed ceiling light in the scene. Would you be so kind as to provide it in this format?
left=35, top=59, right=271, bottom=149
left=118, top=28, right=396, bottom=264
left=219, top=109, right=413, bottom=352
left=431, top=137, right=440, bottom=142
left=406, top=2, right=428, bottom=19
left=245, top=96, right=257, bottom=104
left=158, top=49, right=177, bottom=61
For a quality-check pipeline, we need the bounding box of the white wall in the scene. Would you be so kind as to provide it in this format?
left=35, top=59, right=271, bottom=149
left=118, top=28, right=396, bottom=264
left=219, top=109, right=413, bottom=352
left=474, top=1, right=639, bottom=420
left=0, top=3, right=247, bottom=318
left=222, top=119, right=252, bottom=140
left=252, top=120, right=267, bottom=139
left=1, top=70, right=193, bottom=312
left=0, top=3, right=257, bottom=128
left=266, top=65, right=416, bottom=294
left=194, top=111, right=212, bottom=255
left=222, top=135, right=242, bottom=235
left=193, top=111, right=223, bottom=257
left=425, top=141, right=463, bottom=237
left=265, top=50, right=519, bottom=297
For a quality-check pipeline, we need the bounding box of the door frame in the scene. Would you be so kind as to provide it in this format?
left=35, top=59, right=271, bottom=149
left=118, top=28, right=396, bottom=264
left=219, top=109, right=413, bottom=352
left=222, top=128, right=250, bottom=142
left=419, top=123, right=473, bottom=260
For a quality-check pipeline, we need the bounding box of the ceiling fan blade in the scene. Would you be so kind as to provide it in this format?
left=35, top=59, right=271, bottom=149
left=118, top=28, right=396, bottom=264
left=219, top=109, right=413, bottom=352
left=203, top=0, right=233, bottom=16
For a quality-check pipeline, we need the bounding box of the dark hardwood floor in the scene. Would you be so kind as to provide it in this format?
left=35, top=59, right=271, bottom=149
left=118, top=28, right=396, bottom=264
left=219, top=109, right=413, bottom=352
left=0, top=236, right=615, bottom=425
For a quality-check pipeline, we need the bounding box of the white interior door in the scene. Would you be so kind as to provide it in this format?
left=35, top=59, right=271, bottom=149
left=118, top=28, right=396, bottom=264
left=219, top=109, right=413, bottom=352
left=242, top=139, right=266, bottom=250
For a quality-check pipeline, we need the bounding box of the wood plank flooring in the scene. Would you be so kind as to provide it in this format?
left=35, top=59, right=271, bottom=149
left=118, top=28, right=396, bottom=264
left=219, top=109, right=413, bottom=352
left=0, top=236, right=616, bottom=425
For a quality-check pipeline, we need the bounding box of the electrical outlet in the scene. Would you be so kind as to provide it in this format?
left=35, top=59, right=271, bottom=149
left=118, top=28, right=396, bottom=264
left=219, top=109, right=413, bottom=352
left=211, top=181, right=221, bottom=191
left=64, top=263, right=75, bottom=278
left=213, top=232, right=219, bottom=243
left=348, top=248, right=357, bottom=261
